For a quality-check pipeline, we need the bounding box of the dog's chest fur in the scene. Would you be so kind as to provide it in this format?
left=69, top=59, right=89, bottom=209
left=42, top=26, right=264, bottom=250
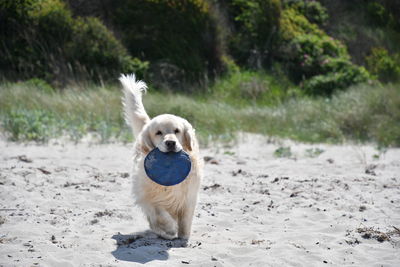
left=132, top=153, right=201, bottom=215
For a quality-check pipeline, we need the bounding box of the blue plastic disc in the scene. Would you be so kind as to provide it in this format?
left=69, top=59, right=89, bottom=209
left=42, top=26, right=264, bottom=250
left=144, top=148, right=192, bottom=186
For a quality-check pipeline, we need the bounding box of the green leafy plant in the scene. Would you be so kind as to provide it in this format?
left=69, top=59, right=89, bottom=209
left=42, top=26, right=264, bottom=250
left=228, top=0, right=282, bottom=67
left=278, top=8, right=370, bottom=95
left=2, top=110, right=58, bottom=141
left=366, top=47, right=400, bottom=83
left=69, top=17, right=148, bottom=81
left=111, top=0, right=224, bottom=89
left=366, top=2, right=391, bottom=27
left=279, top=8, right=322, bottom=41
left=274, top=146, right=292, bottom=158
left=20, top=78, right=55, bottom=94
left=284, top=0, right=329, bottom=25
left=0, top=0, right=148, bottom=85
left=302, top=64, right=370, bottom=95
left=305, top=148, right=325, bottom=158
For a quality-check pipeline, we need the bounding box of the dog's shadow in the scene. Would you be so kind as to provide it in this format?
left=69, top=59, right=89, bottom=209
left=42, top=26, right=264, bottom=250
left=111, top=230, right=188, bottom=264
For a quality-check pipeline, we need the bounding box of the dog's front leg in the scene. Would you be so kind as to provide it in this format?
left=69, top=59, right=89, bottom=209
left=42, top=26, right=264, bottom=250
left=178, top=204, right=196, bottom=239
left=143, top=204, right=178, bottom=239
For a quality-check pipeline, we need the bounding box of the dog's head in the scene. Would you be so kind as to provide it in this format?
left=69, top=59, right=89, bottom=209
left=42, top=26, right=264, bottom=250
left=138, top=114, right=195, bottom=154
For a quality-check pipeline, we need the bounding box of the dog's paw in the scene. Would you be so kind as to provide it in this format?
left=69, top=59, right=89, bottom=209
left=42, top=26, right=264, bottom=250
left=176, top=237, right=189, bottom=247
left=150, top=220, right=177, bottom=239
left=152, top=227, right=176, bottom=240
left=178, top=233, right=190, bottom=240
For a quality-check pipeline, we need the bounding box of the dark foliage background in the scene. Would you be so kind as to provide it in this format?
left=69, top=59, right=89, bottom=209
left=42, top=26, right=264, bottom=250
left=1, top=0, right=400, bottom=93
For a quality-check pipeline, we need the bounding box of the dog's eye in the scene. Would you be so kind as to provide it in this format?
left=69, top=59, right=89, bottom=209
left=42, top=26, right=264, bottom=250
left=174, top=129, right=180, bottom=134
left=155, top=131, right=162, bottom=136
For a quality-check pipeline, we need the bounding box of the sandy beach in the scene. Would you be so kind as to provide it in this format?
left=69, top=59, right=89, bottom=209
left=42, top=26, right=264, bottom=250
left=1, top=134, right=399, bottom=266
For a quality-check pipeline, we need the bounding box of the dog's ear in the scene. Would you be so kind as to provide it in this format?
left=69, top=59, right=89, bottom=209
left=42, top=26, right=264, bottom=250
left=138, top=127, right=154, bottom=154
left=183, top=120, right=196, bottom=152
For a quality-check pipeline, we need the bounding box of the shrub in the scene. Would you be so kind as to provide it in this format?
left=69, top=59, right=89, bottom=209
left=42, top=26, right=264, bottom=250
left=303, top=66, right=370, bottom=95
left=380, top=0, right=400, bottom=30
left=20, top=78, right=55, bottom=94
left=68, top=17, right=148, bottom=81
left=110, top=0, right=224, bottom=89
left=2, top=109, right=57, bottom=141
left=228, top=0, right=282, bottom=67
left=274, top=146, right=292, bottom=158
left=366, top=2, right=390, bottom=27
left=284, top=34, right=348, bottom=79
left=279, top=8, right=322, bottom=41
left=0, top=0, right=148, bottom=85
left=221, top=55, right=240, bottom=75
left=365, top=47, right=400, bottom=83
left=0, top=0, right=72, bottom=81
left=30, top=0, right=74, bottom=43
left=284, top=0, right=329, bottom=25
left=278, top=8, right=370, bottom=95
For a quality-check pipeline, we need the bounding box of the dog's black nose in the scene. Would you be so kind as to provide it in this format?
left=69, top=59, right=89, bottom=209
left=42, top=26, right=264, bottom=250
left=165, top=140, right=176, bottom=150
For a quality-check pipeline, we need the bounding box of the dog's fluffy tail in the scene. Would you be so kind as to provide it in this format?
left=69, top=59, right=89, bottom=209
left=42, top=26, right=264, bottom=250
left=120, top=74, right=150, bottom=137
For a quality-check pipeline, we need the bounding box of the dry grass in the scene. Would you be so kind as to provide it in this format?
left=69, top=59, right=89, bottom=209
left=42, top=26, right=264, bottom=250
left=0, top=81, right=399, bottom=147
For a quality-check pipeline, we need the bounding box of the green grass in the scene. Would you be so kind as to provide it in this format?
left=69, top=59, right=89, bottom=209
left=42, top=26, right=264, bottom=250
left=0, top=78, right=399, bottom=147
left=208, top=70, right=300, bottom=107
left=0, top=82, right=131, bottom=143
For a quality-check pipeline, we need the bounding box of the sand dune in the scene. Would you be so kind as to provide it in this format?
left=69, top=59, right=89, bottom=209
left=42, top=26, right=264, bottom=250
left=1, top=134, right=399, bottom=266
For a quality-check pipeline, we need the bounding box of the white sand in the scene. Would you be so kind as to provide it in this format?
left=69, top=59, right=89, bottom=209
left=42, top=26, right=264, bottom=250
left=1, top=134, right=399, bottom=266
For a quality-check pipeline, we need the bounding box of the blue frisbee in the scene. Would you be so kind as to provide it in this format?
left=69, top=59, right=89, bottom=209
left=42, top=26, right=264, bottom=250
left=144, top=148, right=192, bottom=186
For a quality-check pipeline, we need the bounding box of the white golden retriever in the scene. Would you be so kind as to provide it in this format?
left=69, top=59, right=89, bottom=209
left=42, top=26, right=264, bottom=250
left=120, top=74, right=202, bottom=240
